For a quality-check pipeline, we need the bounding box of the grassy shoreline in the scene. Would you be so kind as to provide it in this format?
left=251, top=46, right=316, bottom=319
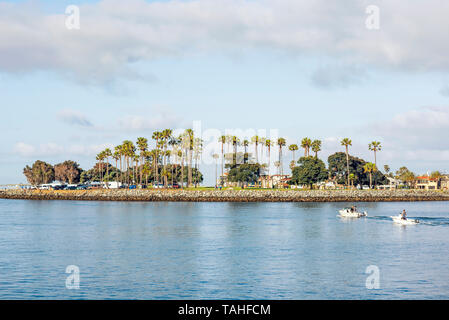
left=1, top=189, right=449, bottom=202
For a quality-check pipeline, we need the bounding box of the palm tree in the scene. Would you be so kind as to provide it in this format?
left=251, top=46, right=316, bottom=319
left=183, top=129, right=194, bottom=187
left=288, top=144, right=298, bottom=162
left=161, top=129, right=173, bottom=186
left=348, top=173, right=355, bottom=188
left=274, top=161, right=281, bottom=176
left=136, top=137, right=148, bottom=186
left=341, top=138, right=352, bottom=186
left=251, top=135, right=260, bottom=163
left=152, top=131, right=162, bottom=185
left=311, top=140, right=322, bottom=158
left=231, top=136, right=239, bottom=166
left=301, top=137, right=312, bottom=156
left=115, top=145, right=124, bottom=184
left=363, top=162, right=377, bottom=189
left=219, top=135, right=227, bottom=184
left=193, top=138, right=203, bottom=188
left=122, top=140, right=135, bottom=185
left=96, top=152, right=104, bottom=182
left=368, top=141, right=382, bottom=166
left=277, top=137, right=286, bottom=175
left=213, top=153, right=219, bottom=186
left=113, top=151, right=120, bottom=183
left=242, top=139, right=249, bottom=163
left=103, top=148, right=112, bottom=186
left=265, top=139, right=272, bottom=176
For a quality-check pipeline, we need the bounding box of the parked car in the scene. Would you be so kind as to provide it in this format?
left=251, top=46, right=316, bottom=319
left=129, top=185, right=137, bottom=189
left=362, top=185, right=370, bottom=190
left=76, top=185, right=87, bottom=190
left=153, top=183, right=165, bottom=189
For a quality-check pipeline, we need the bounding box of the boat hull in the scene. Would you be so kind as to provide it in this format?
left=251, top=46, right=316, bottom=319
left=338, top=209, right=367, bottom=218
left=390, top=215, right=419, bottom=225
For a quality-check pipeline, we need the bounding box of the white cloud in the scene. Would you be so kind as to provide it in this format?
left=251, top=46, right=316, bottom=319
left=13, top=142, right=112, bottom=158
left=13, top=142, right=37, bottom=157
left=117, top=110, right=183, bottom=131
left=2, top=0, right=449, bottom=84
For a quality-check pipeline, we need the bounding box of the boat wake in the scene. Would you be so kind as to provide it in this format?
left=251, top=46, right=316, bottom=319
left=366, top=216, right=449, bottom=226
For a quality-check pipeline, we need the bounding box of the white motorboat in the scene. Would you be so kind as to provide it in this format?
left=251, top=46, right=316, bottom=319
left=390, top=215, right=419, bottom=225
left=338, top=207, right=367, bottom=218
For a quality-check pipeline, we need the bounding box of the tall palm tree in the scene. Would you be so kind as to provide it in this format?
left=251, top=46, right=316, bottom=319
left=152, top=131, right=162, bottom=185
left=103, top=148, right=112, bottom=186
left=219, top=135, right=226, bottom=182
left=277, top=137, right=286, bottom=175
left=213, top=153, right=219, bottom=186
left=136, top=137, right=148, bottom=186
left=341, top=138, right=352, bottom=186
left=96, top=152, right=104, bottom=182
left=348, top=173, right=355, bottom=188
left=265, top=139, right=272, bottom=176
left=231, top=136, right=239, bottom=166
left=288, top=144, right=298, bottom=162
left=115, top=145, right=123, bottom=184
left=113, top=151, right=120, bottom=183
left=193, top=138, right=203, bottom=188
left=368, top=141, right=382, bottom=166
left=311, top=140, right=322, bottom=158
left=301, top=137, right=312, bottom=156
left=184, top=129, right=194, bottom=187
left=122, top=140, right=135, bottom=185
left=363, top=162, right=377, bottom=189
left=242, top=139, right=249, bottom=163
left=251, top=135, right=260, bottom=163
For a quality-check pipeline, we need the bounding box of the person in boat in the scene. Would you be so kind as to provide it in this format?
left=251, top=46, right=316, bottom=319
left=350, top=206, right=355, bottom=212
left=401, top=209, right=407, bottom=220
left=354, top=206, right=358, bottom=213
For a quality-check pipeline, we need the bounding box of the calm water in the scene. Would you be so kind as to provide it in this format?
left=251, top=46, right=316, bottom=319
left=1, top=199, right=448, bottom=299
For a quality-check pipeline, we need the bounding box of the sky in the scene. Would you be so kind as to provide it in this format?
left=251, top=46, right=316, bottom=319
left=1, top=0, right=449, bottom=185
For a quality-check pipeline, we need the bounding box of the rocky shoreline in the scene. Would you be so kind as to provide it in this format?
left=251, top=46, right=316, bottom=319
left=1, top=189, right=449, bottom=202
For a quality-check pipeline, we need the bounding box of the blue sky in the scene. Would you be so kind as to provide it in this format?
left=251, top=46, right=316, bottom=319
left=1, top=0, right=449, bottom=185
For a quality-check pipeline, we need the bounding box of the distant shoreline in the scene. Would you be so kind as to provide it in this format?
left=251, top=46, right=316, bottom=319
left=1, top=189, right=449, bottom=202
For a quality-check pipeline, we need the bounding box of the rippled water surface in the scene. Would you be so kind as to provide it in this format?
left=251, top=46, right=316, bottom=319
left=1, top=199, right=448, bottom=299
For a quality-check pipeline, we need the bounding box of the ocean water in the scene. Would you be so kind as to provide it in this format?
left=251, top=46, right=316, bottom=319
left=0, top=199, right=448, bottom=299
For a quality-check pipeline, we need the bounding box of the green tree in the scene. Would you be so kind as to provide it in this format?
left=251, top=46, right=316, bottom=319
left=328, top=152, right=388, bottom=186
left=54, top=160, right=83, bottom=184
left=227, top=163, right=262, bottom=187
left=23, top=160, right=55, bottom=186
left=291, top=157, right=328, bottom=189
